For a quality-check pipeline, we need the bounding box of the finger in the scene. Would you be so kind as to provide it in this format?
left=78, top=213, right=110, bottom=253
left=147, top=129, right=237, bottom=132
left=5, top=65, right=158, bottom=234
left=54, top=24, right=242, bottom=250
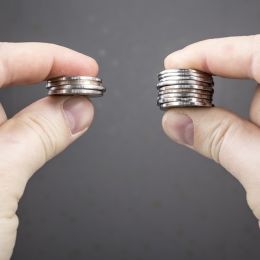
left=0, top=42, right=99, bottom=87
left=164, top=35, right=260, bottom=83
left=0, top=103, right=7, bottom=125
left=0, top=96, right=94, bottom=259
left=162, top=107, right=260, bottom=222
left=0, top=42, right=98, bottom=259
left=250, top=85, right=260, bottom=126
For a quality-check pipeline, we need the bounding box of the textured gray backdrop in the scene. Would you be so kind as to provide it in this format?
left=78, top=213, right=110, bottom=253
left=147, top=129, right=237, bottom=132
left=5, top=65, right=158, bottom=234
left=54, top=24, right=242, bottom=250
left=0, top=0, right=259, bottom=259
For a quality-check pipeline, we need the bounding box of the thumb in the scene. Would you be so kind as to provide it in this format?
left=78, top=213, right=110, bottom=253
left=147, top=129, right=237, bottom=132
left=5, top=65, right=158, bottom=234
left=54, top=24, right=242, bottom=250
left=0, top=96, right=93, bottom=260
left=162, top=108, right=260, bottom=220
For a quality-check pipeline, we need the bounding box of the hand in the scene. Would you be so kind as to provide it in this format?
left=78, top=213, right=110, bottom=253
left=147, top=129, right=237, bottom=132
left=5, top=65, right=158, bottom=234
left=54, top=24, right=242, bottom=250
left=0, top=42, right=98, bottom=259
left=162, top=35, right=260, bottom=225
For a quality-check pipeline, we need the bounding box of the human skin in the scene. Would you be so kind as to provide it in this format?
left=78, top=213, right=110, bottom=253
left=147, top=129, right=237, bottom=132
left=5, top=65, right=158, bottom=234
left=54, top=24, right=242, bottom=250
left=1, top=35, right=260, bottom=260
left=0, top=42, right=98, bottom=260
left=162, top=34, right=260, bottom=226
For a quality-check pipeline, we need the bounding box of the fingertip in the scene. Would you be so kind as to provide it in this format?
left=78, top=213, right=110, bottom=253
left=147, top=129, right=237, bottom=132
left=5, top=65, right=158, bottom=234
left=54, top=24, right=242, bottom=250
left=162, top=110, right=194, bottom=147
left=63, top=97, right=94, bottom=136
left=162, top=110, right=181, bottom=132
left=88, top=56, right=99, bottom=75
left=164, top=54, right=172, bottom=69
left=164, top=53, right=175, bottom=69
left=164, top=50, right=186, bottom=69
left=162, top=110, right=173, bottom=139
left=162, top=111, right=169, bottom=130
left=0, top=42, right=101, bottom=86
left=84, top=97, right=95, bottom=128
left=75, top=54, right=99, bottom=77
left=47, top=44, right=100, bottom=78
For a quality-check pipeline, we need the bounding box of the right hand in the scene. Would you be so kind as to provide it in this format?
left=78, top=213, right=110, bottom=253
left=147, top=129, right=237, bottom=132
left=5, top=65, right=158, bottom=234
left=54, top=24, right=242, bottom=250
left=162, top=35, right=260, bottom=226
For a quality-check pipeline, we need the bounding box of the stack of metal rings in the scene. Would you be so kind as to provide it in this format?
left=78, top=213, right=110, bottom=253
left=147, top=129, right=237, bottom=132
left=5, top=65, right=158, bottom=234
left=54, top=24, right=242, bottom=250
left=46, top=76, right=105, bottom=97
left=157, top=69, right=214, bottom=109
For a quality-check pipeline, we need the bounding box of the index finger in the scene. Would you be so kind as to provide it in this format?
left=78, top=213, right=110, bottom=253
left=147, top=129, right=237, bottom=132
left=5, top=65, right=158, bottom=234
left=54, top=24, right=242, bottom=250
left=0, top=42, right=99, bottom=87
left=164, top=35, right=260, bottom=83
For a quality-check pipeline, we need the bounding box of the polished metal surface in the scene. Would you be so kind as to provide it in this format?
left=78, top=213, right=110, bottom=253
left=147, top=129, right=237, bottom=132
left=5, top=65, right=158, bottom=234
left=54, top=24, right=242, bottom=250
left=157, top=69, right=214, bottom=109
left=159, top=75, right=213, bottom=84
left=158, top=68, right=211, bottom=76
left=157, top=80, right=212, bottom=88
left=158, top=92, right=212, bottom=99
left=46, top=75, right=105, bottom=97
left=48, top=85, right=105, bottom=91
left=158, top=88, right=214, bottom=95
left=47, top=76, right=102, bottom=82
left=160, top=101, right=213, bottom=109
left=48, top=89, right=103, bottom=96
left=46, top=80, right=102, bottom=88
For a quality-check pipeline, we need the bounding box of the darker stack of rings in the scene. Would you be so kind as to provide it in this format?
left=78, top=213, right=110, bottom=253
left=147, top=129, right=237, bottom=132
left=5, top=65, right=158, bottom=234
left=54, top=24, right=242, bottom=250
left=46, top=76, right=106, bottom=97
left=157, top=69, right=214, bottom=109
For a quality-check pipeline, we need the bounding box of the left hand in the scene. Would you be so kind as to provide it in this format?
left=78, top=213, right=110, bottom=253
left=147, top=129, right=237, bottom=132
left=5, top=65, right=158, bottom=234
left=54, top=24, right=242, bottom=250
left=0, top=42, right=98, bottom=260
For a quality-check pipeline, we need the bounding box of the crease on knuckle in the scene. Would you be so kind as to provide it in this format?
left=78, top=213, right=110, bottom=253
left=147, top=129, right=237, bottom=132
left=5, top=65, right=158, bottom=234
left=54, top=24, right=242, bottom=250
left=206, top=117, right=239, bottom=164
left=16, top=114, right=58, bottom=162
left=0, top=211, right=19, bottom=226
left=0, top=192, right=19, bottom=227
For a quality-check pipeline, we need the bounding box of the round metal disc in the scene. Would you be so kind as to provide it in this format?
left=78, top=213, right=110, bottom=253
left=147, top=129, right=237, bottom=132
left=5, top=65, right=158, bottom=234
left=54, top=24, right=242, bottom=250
left=158, top=84, right=213, bottom=91
left=48, top=89, right=103, bottom=97
left=157, top=69, right=214, bottom=109
left=158, top=92, right=212, bottom=99
left=48, top=76, right=102, bottom=83
left=158, top=88, right=214, bottom=95
left=158, top=75, right=214, bottom=84
left=157, top=80, right=213, bottom=88
left=158, top=69, right=211, bottom=77
left=46, top=80, right=103, bottom=88
left=158, top=72, right=212, bottom=80
left=47, top=84, right=106, bottom=91
left=157, top=97, right=212, bottom=104
left=159, top=101, right=213, bottom=109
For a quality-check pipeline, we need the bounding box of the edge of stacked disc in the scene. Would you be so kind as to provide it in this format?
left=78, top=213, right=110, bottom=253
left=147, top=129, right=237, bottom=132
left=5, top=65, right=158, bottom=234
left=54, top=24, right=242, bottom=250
left=46, top=76, right=105, bottom=97
left=157, top=69, right=214, bottom=110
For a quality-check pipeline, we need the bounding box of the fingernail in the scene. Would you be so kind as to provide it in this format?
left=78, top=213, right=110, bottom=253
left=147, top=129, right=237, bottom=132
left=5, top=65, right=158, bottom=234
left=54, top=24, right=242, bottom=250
left=163, top=112, right=194, bottom=146
left=63, top=97, right=93, bottom=135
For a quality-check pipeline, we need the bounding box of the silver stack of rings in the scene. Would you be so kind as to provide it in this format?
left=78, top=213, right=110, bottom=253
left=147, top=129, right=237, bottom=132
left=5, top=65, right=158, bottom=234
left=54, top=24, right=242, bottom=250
left=157, top=69, right=214, bottom=109
left=46, top=76, right=105, bottom=97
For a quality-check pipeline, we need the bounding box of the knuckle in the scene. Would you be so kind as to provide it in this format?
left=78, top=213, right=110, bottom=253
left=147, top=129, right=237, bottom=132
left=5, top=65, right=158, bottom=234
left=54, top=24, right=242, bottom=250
left=15, top=114, right=58, bottom=162
left=0, top=212, right=19, bottom=227
left=0, top=214, right=19, bottom=259
left=205, top=116, right=242, bottom=163
left=0, top=191, right=19, bottom=232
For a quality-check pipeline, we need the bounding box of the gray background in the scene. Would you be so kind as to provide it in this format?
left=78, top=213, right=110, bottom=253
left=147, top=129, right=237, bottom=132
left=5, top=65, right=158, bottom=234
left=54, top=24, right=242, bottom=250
left=0, top=0, right=259, bottom=259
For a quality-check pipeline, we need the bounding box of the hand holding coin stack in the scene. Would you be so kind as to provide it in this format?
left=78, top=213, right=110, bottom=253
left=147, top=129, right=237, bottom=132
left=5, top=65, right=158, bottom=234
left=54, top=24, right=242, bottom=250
left=46, top=76, right=105, bottom=97
left=157, top=69, right=214, bottom=109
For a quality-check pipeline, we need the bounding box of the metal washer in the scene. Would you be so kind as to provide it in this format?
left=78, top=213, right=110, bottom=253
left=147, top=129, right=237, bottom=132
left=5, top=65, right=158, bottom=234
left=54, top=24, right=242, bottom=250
left=157, top=69, right=214, bottom=108
left=46, top=75, right=105, bottom=97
